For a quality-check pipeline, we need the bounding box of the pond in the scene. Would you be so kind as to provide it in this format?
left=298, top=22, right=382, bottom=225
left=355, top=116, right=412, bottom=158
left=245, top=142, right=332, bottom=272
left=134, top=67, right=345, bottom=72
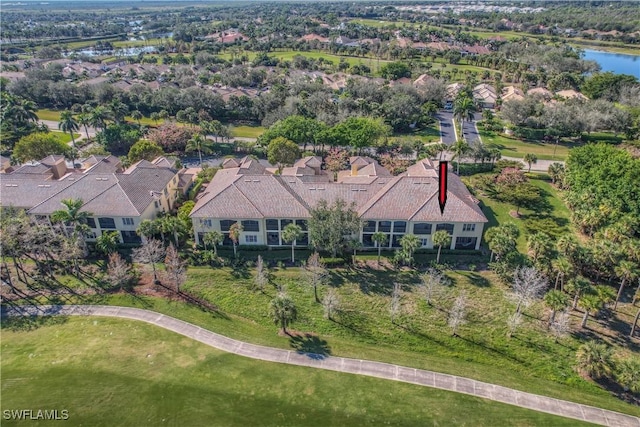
left=582, top=49, right=640, bottom=78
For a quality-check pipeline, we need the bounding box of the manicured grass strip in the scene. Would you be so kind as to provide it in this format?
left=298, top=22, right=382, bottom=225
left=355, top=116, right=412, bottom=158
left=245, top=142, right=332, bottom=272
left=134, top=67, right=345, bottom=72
left=50, top=131, right=81, bottom=144
left=36, top=109, right=62, bottom=122
left=1, top=318, right=592, bottom=427
left=230, top=124, right=265, bottom=138
left=479, top=129, right=571, bottom=160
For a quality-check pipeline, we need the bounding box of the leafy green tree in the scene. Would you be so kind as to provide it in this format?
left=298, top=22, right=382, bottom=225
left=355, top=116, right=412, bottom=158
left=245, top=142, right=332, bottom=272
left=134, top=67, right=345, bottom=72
left=380, top=61, right=411, bottom=80
left=128, top=139, right=164, bottom=163
left=485, top=223, right=519, bottom=262
left=13, top=133, right=69, bottom=163
left=95, top=231, right=120, bottom=256
left=523, top=153, right=538, bottom=172
left=581, top=72, right=638, bottom=101
left=432, top=230, right=451, bottom=264
left=58, top=110, right=79, bottom=149
left=186, top=133, right=214, bottom=166
left=372, top=232, right=388, bottom=265
left=331, top=117, right=390, bottom=154
left=308, top=199, right=361, bottom=258
left=269, top=293, right=298, bottom=334
left=576, top=341, right=613, bottom=379
left=267, top=136, right=300, bottom=172
left=203, top=230, right=224, bottom=256
left=259, top=116, right=327, bottom=152
left=282, top=223, right=303, bottom=263
left=544, top=290, right=570, bottom=325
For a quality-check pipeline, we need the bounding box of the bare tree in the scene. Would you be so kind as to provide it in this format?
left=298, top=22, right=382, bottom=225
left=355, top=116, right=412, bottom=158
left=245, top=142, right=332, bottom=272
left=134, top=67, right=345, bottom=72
left=506, top=311, right=522, bottom=338
left=164, top=244, right=186, bottom=293
left=390, top=282, right=402, bottom=324
left=420, top=268, right=445, bottom=306
left=511, top=266, right=547, bottom=315
left=305, top=252, right=327, bottom=303
left=322, top=288, right=341, bottom=320
left=133, top=239, right=165, bottom=283
left=448, top=292, right=467, bottom=336
left=106, top=253, right=134, bottom=291
left=550, top=310, right=571, bottom=342
left=254, top=255, right=269, bottom=292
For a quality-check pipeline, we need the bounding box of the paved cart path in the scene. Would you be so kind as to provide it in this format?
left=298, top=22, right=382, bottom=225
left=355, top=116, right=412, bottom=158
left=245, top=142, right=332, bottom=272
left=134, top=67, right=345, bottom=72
left=3, top=305, right=638, bottom=427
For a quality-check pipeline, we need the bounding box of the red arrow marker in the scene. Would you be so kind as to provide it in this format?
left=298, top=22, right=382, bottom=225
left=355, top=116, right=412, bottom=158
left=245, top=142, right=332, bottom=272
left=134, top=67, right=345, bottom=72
left=439, top=161, right=448, bottom=215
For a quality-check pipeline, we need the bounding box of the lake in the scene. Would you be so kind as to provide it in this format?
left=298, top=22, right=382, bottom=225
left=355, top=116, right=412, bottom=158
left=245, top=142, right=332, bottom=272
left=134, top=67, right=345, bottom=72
left=582, top=49, right=640, bottom=78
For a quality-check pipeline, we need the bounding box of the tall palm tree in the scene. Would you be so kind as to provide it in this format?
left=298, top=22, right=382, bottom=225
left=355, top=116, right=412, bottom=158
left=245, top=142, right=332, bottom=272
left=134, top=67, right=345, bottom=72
left=566, top=276, right=592, bottom=310
left=282, top=223, right=303, bottom=263
left=551, top=257, right=572, bottom=290
left=269, top=293, right=298, bottom=334
left=77, top=112, right=92, bottom=140
left=450, top=139, right=470, bottom=175
left=614, top=260, right=639, bottom=310
left=432, top=230, right=451, bottom=264
left=527, top=232, right=552, bottom=264
left=95, top=230, right=120, bottom=256
left=229, top=222, right=243, bottom=257
left=203, top=230, right=224, bottom=256
left=372, top=232, right=388, bottom=265
left=544, top=290, right=569, bottom=325
left=58, top=110, right=79, bottom=149
left=523, top=153, right=538, bottom=172
left=576, top=341, right=612, bottom=379
left=131, top=110, right=143, bottom=126
left=399, top=234, right=421, bottom=267
left=136, top=219, right=158, bottom=242
left=89, top=106, right=111, bottom=132
left=50, top=198, right=91, bottom=239
left=185, top=134, right=214, bottom=166
left=580, top=294, right=602, bottom=329
left=452, top=96, right=475, bottom=133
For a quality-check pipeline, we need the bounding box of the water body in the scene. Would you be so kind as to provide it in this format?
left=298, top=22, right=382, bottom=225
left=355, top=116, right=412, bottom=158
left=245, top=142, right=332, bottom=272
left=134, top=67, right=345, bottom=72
left=582, top=49, right=640, bottom=78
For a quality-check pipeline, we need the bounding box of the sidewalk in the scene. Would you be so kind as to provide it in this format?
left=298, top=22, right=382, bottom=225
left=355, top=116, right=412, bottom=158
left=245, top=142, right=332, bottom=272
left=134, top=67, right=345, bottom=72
left=3, top=305, right=638, bottom=427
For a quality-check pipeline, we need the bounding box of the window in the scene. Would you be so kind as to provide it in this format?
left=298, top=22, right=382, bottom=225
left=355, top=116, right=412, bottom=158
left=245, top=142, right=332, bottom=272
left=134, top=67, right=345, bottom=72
left=297, top=233, right=309, bottom=246
left=436, top=223, right=454, bottom=235
left=267, top=232, right=280, bottom=246
left=295, top=219, right=308, bottom=231
left=280, top=219, right=292, bottom=229
left=220, top=220, right=236, bottom=232
left=245, top=235, right=257, bottom=243
left=154, top=201, right=159, bottom=209
left=378, top=221, right=391, bottom=232
left=202, top=219, right=212, bottom=227
left=463, top=223, right=476, bottom=232
left=362, top=234, right=374, bottom=247
left=363, top=221, right=376, bottom=233
left=85, top=217, right=96, bottom=229
left=392, top=235, right=403, bottom=248
left=413, top=223, right=432, bottom=235
left=266, top=219, right=279, bottom=230
left=455, top=237, right=477, bottom=250
left=98, top=217, right=116, bottom=229
left=393, top=221, right=406, bottom=233
left=163, top=188, right=168, bottom=196
left=121, top=230, right=141, bottom=244
left=122, top=218, right=134, bottom=225
left=242, top=220, right=259, bottom=232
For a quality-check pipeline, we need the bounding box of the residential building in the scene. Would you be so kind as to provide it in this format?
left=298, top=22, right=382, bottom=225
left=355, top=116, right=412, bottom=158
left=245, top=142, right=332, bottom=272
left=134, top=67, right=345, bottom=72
left=473, top=83, right=497, bottom=109
left=0, top=155, right=192, bottom=244
left=190, top=156, right=488, bottom=251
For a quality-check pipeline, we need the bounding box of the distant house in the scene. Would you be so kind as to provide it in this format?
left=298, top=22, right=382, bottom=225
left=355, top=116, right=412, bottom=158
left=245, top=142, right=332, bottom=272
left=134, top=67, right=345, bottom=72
left=205, top=30, right=249, bottom=44
left=190, top=156, right=488, bottom=250
left=527, top=87, right=553, bottom=100
left=555, top=90, right=588, bottom=100
left=299, top=34, right=330, bottom=44
left=473, top=83, right=497, bottom=109
left=0, top=156, right=192, bottom=244
left=334, top=35, right=360, bottom=47
left=501, top=86, right=525, bottom=103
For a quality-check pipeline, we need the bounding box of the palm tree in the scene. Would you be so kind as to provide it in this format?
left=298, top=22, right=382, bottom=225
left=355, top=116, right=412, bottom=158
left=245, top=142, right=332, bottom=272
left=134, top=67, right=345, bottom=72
left=95, top=230, right=120, bottom=256
left=399, top=234, right=420, bottom=267
left=576, top=341, right=612, bottom=379
left=548, top=162, right=565, bottom=185
left=269, top=293, right=298, bottom=334
left=229, top=222, right=243, bottom=257
left=203, top=230, right=224, bottom=255
left=614, top=260, right=638, bottom=310
left=432, top=230, right=451, bottom=264
left=136, top=219, right=158, bottom=242
left=77, top=112, right=92, bottom=140
left=161, top=216, right=186, bottom=247
left=89, top=106, right=110, bottom=132
left=616, top=358, right=640, bottom=394
left=372, top=232, right=388, bottom=265
left=50, top=198, right=91, bottom=239
left=566, top=276, right=591, bottom=310
left=527, top=232, right=552, bottom=264
left=450, top=139, right=470, bottom=174
left=131, top=110, right=143, bottom=126
left=523, top=153, right=538, bottom=172
left=580, top=294, right=602, bottom=329
left=453, top=96, right=475, bottom=130
left=551, top=257, right=572, bottom=291
left=58, top=110, right=79, bottom=149
left=544, top=290, right=569, bottom=325
left=282, top=223, right=303, bottom=263
left=110, top=100, right=129, bottom=124
left=185, top=134, right=214, bottom=166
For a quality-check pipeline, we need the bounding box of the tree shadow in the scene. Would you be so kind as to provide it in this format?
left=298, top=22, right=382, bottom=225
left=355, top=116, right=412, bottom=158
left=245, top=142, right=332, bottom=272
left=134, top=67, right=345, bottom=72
left=462, top=272, right=491, bottom=288
left=289, top=333, right=331, bottom=359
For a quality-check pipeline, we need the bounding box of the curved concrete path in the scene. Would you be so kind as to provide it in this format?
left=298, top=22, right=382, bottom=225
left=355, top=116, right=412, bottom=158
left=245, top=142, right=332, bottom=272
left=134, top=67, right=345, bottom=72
left=3, top=305, right=639, bottom=427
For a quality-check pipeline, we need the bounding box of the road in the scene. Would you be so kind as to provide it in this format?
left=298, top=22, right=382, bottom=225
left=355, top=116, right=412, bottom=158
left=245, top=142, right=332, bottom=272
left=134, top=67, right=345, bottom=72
left=2, top=304, right=638, bottom=427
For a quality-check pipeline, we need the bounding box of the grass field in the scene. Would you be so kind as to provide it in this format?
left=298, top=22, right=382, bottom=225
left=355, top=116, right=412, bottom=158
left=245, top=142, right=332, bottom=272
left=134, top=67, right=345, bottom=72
left=219, top=50, right=389, bottom=72
left=479, top=129, right=572, bottom=160
left=1, top=318, right=590, bottom=426
left=50, top=131, right=81, bottom=144
left=36, top=109, right=62, bottom=122
left=35, top=259, right=640, bottom=417
left=230, top=124, right=265, bottom=138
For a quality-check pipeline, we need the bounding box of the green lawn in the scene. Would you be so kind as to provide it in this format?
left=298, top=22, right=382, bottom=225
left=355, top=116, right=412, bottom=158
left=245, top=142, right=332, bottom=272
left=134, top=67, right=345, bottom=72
left=36, top=109, right=62, bottom=122
left=219, top=50, right=389, bottom=72
left=50, top=131, right=81, bottom=144
left=33, top=261, right=639, bottom=417
left=230, top=124, right=265, bottom=139
left=479, top=129, right=572, bottom=161
left=1, top=318, right=589, bottom=427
